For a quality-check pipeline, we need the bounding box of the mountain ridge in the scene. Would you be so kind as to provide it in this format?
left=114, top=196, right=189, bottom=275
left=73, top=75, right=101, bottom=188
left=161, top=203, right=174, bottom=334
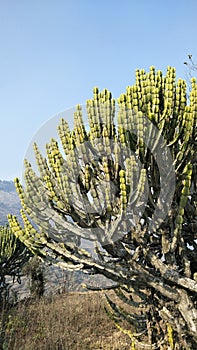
left=0, top=179, right=21, bottom=226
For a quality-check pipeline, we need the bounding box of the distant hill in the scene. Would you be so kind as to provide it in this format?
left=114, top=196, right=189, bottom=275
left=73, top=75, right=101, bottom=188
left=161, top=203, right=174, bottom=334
left=0, top=180, right=21, bottom=226
left=0, top=180, right=16, bottom=192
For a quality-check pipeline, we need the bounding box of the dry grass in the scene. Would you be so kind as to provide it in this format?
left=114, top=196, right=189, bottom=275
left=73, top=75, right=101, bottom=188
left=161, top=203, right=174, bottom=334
left=1, top=291, right=131, bottom=350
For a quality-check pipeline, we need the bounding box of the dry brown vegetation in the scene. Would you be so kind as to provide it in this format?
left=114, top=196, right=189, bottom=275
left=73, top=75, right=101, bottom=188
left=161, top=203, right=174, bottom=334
left=1, top=291, right=131, bottom=350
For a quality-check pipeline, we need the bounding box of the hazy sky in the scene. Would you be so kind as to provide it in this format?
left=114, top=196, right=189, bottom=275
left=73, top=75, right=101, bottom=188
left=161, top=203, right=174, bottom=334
left=0, top=0, right=197, bottom=180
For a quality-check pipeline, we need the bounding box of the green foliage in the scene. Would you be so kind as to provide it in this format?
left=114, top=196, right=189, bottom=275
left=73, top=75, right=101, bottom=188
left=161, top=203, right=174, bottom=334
left=0, top=225, right=31, bottom=301
left=22, top=256, right=45, bottom=298
left=0, top=225, right=32, bottom=350
left=8, top=66, right=197, bottom=348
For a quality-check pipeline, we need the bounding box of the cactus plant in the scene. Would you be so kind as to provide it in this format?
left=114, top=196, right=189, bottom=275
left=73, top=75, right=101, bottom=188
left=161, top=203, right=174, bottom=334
left=8, top=66, right=197, bottom=348
left=0, top=225, right=31, bottom=305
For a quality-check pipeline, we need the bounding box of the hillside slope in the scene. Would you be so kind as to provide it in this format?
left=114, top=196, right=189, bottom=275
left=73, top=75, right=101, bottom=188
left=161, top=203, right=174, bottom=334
left=0, top=180, right=21, bottom=226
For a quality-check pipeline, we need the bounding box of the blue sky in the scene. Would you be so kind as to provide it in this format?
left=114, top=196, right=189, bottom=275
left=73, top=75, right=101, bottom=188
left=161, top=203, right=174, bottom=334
left=0, top=0, right=197, bottom=180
